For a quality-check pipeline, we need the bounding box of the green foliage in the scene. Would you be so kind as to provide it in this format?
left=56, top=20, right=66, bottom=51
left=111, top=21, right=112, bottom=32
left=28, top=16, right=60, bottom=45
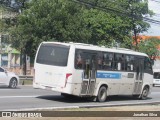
left=8, top=0, right=152, bottom=58
left=10, top=0, right=90, bottom=57
left=82, top=8, right=132, bottom=46
left=70, top=0, right=152, bottom=48
left=138, top=38, right=160, bottom=60
left=0, top=6, right=7, bottom=34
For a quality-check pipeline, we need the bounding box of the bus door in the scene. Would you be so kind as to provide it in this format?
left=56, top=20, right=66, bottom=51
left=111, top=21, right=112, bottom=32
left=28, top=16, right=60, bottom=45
left=133, top=57, right=144, bottom=95
left=81, top=53, right=97, bottom=95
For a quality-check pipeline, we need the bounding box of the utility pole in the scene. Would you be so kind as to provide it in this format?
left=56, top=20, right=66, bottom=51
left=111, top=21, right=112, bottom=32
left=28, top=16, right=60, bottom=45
left=0, top=9, right=2, bottom=66
left=0, top=34, right=1, bottom=67
left=129, top=0, right=138, bottom=51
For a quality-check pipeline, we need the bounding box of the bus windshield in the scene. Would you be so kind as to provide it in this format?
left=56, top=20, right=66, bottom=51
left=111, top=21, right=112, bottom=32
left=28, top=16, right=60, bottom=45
left=36, top=43, right=70, bottom=66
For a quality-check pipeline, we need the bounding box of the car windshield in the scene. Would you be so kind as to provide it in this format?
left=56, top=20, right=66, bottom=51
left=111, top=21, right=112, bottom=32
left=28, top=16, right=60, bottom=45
left=154, top=72, right=160, bottom=79
left=0, top=67, right=4, bottom=72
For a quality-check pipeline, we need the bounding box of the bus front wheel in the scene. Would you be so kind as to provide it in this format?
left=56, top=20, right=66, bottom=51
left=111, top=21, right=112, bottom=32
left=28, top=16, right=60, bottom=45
left=97, top=86, right=107, bottom=102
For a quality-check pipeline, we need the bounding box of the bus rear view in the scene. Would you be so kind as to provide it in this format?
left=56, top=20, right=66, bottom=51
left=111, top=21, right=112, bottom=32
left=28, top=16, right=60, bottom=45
left=33, top=42, right=72, bottom=93
left=33, top=42, right=153, bottom=102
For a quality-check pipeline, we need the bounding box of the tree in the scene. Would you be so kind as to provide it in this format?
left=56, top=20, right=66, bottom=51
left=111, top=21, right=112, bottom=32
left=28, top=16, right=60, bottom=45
left=82, top=8, right=132, bottom=47
left=0, top=1, right=28, bottom=74
left=76, top=0, right=153, bottom=49
left=0, top=5, right=9, bottom=34
left=138, top=37, right=160, bottom=60
left=10, top=0, right=91, bottom=56
left=115, top=0, right=154, bottom=50
left=9, top=0, right=154, bottom=62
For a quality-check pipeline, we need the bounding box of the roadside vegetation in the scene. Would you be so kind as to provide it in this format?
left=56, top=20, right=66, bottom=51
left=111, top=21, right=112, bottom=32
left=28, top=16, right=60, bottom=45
left=19, top=79, right=32, bottom=85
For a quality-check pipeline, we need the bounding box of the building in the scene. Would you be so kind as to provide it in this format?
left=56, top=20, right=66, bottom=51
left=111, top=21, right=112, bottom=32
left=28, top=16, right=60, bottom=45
left=0, top=44, right=21, bottom=74
left=1, top=45, right=20, bottom=68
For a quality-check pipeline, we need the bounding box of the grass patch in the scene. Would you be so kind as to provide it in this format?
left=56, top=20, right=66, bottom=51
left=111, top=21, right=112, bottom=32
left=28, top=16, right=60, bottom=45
left=19, top=79, right=33, bottom=85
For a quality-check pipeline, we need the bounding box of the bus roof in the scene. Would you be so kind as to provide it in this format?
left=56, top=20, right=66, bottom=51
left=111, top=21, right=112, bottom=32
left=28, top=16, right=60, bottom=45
left=41, top=41, right=148, bottom=57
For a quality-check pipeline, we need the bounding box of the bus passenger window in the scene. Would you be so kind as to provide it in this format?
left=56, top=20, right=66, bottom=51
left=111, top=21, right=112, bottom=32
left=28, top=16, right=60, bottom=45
left=114, top=54, right=125, bottom=71
left=125, top=55, right=135, bottom=71
left=102, top=53, right=113, bottom=70
left=97, top=53, right=103, bottom=70
left=84, top=59, right=90, bottom=79
left=76, top=53, right=83, bottom=69
left=144, top=57, right=152, bottom=74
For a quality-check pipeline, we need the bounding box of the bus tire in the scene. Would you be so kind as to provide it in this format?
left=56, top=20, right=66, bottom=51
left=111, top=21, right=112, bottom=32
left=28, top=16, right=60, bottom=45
left=97, top=86, right=107, bottom=102
left=140, top=86, right=149, bottom=100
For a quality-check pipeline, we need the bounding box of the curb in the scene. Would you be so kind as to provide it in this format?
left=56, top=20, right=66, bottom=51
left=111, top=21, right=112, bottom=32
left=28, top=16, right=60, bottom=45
left=3, top=101, right=160, bottom=111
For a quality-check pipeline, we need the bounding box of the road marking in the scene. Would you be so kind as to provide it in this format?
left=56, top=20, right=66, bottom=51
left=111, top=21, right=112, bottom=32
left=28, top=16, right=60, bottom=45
left=151, top=92, right=160, bottom=94
left=0, top=96, right=39, bottom=99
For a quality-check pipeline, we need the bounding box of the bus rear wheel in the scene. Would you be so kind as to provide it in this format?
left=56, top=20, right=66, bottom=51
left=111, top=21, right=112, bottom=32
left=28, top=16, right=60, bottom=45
left=97, top=86, right=107, bottom=102
left=140, top=87, right=149, bottom=100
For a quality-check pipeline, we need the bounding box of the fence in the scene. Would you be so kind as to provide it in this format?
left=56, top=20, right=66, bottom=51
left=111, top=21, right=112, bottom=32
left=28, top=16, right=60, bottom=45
left=19, top=75, right=33, bottom=80
left=19, top=75, right=33, bottom=85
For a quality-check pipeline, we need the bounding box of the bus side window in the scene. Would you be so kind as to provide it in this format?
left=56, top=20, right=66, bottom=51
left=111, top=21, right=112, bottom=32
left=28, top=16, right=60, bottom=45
left=75, top=51, right=83, bottom=69
left=84, top=59, right=90, bottom=79
left=102, top=53, right=113, bottom=70
left=114, top=54, right=125, bottom=71
left=125, top=55, right=135, bottom=71
left=97, top=52, right=103, bottom=70
left=144, top=57, right=153, bottom=74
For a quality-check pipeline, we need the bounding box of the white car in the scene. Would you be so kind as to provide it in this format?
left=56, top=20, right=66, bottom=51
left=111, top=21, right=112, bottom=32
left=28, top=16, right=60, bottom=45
left=153, top=72, right=160, bottom=87
left=0, top=67, right=19, bottom=88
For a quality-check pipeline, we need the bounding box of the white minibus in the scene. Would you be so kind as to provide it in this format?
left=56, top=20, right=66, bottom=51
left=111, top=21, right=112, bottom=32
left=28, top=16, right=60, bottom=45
left=33, top=42, right=153, bottom=102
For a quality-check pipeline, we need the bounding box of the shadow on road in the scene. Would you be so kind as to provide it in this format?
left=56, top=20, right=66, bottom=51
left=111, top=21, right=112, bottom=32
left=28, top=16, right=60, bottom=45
left=0, top=86, right=21, bottom=89
left=36, top=95, right=152, bottom=103
left=36, top=95, right=90, bottom=103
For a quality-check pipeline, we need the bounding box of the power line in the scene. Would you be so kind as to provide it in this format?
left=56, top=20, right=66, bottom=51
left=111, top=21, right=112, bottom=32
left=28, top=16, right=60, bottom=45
left=143, top=17, right=160, bottom=24
left=71, top=0, right=160, bottom=25
left=150, top=0, right=160, bottom=3
left=71, top=0, right=140, bottom=19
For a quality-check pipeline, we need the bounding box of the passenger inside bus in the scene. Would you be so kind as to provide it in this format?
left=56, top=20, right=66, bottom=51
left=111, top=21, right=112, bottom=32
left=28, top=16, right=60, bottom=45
left=84, top=59, right=90, bottom=79
left=102, top=53, right=113, bottom=70
left=76, top=53, right=83, bottom=69
left=97, top=56, right=103, bottom=69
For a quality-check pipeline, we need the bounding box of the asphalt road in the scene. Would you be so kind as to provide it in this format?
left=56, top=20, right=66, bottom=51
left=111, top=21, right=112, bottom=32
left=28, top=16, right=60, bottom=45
left=0, top=85, right=160, bottom=111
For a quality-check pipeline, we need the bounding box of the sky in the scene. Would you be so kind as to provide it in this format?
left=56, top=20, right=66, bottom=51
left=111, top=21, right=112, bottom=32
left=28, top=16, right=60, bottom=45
left=143, top=0, right=160, bottom=36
